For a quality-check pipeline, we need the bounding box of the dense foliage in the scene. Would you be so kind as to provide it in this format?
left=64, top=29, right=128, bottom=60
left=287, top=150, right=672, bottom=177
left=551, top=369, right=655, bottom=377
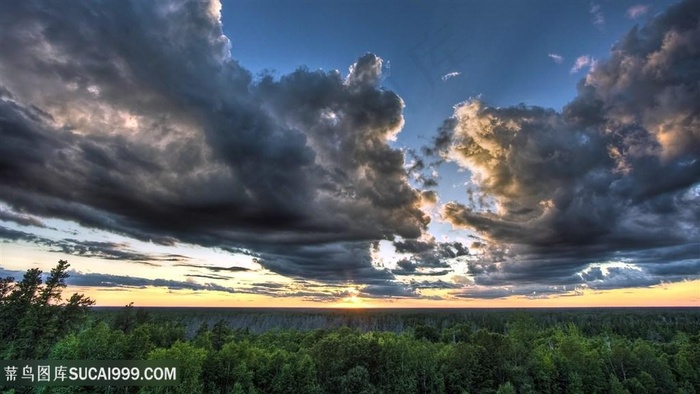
left=0, top=260, right=94, bottom=360
left=1, top=262, right=699, bottom=394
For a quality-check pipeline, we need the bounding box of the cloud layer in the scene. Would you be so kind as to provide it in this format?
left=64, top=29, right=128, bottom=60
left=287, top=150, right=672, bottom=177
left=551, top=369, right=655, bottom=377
left=0, top=0, right=430, bottom=290
left=433, top=0, right=700, bottom=296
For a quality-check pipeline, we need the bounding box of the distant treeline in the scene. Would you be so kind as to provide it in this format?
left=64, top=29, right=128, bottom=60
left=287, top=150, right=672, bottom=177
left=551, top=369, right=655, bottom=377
left=1, top=261, right=699, bottom=394
left=90, top=306, right=700, bottom=341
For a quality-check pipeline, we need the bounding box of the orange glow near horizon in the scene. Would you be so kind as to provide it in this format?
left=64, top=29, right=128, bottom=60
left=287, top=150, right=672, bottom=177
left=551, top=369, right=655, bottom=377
left=69, top=279, right=700, bottom=308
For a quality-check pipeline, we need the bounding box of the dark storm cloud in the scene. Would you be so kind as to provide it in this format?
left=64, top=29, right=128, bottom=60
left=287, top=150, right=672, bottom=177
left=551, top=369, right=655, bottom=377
left=0, top=226, right=187, bottom=265
left=50, top=239, right=189, bottom=265
left=456, top=241, right=699, bottom=295
left=452, top=281, right=591, bottom=300
left=580, top=267, right=604, bottom=282
left=185, top=274, right=232, bottom=281
left=1, top=266, right=235, bottom=294
left=393, top=240, right=434, bottom=254
left=253, top=242, right=398, bottom=284
left=394, top=259, right=418, bottom=273
left=0, top=0, right=430, bottom=290
left=645, top=260, right=700, bottom=278
left=567, top=0, right=700, bottom=160
left=174, top=263, right=252, bottom=273
left=392, top=258, right=451, bottom=276
left=434, top=0, right=700, bottom=292
left=586, top=266, right=659, bottom=290
left=409, top=279, right=460, bottom=289
left=391, top=238, right=468, bottom=276
left=66, top=271, right=236, bottom=294
left=0, top=210, right=46, bottom=228
left=359, top=283, right=417, bottom=298
left=0, top=226, right=43, bottom=244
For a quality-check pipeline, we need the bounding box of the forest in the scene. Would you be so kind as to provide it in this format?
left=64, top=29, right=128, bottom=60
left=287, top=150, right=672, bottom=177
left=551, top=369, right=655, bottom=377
left=1, top=261, right=699, bottom=394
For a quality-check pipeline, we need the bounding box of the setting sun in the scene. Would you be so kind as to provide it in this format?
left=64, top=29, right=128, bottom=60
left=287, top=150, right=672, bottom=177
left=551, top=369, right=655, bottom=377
left=339, top=288, right=364, bottom=307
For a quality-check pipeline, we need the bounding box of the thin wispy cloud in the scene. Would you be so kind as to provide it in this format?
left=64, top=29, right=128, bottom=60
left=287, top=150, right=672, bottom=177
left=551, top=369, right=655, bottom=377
left=548, top=54, right=564, bottom=64
left=590, top=3, right=605, bottom=27
left=627, top=4, right=650, bottom=19
left=441, top=71, right=461, bottom=81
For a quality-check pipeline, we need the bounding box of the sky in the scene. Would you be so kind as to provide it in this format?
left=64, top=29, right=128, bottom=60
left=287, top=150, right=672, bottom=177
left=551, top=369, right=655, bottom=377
left=0, top=0, right=698, bottom=307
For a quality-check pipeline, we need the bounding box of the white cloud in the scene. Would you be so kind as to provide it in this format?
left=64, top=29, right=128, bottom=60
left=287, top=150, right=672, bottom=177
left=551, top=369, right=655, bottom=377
left=570, top=55, right=595, bottom=73
left=548, top=53, right=564, bottom=64
left=627, top=4, right=650, bottom=19
left=441, top=71, right=461, bottom=81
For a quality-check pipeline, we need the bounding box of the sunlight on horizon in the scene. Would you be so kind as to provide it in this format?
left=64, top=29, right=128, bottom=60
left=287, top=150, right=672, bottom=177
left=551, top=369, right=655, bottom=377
left=67, top=279, right=700, bottom=308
